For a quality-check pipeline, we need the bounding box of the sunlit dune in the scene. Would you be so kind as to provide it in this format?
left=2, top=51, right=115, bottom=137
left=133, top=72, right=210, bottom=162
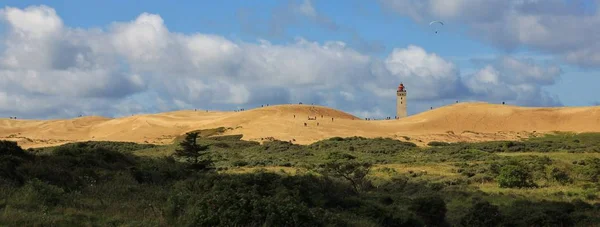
left=2, top=102, right=600, bottom=148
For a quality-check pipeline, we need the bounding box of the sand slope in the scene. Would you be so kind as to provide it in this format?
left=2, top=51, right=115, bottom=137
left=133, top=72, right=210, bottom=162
left=2, top=103, right=600, bottom=148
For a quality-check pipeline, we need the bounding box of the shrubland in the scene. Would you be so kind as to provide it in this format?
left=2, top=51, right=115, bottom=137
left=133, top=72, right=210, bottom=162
left=1, top=131, right=599, bottom=226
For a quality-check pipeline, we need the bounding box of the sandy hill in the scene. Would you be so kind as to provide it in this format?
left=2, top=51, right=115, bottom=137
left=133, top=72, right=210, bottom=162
left=2, top=103, right=600, bottom=148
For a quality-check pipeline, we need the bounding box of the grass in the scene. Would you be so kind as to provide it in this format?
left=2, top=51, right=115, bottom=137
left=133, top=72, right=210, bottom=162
left=498, top=152, right=600, bottom=162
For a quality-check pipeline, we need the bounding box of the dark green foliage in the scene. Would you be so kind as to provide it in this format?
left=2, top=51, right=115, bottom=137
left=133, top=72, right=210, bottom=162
left=310, top=137, right=417, bottom=155
left=576, top=158, right=600, bottom=182
left=326, top=151, right=356, bottom=160
left=408, top=195, right=448, bottom=227
left=1, top=133, right=600, bottom=226
left=164, top=173, right=348, bottom=226
left=427, top=141, right=451, bottom=146
left=48, top=141, right=157, bottom=153
left=130, top=156, right=191, bottom=185
left=262, top=140, right=305, bottom=153
left=501, top=200, right=576, bottom=226
left=459, top=200, right=502, bottom=227
left=174, top=132, right=211, bottom=167
left=172, top=127, right=228, bottom=143
left=317, top=159, right=373, bottom=194
left=426, top=133, right=600, bottom=153
left=497, top=164, right=536, bottom=188
left=0, top=140, right=33, bottom=159
left=22, top=146, right=137, bottom=191
left=0, top=141, right=32, bottom=186
left=208, top=134, right=244, bottom=141
left=549, top=167, right=572, bottom=185
left=13, top=178, right=65, bottom=208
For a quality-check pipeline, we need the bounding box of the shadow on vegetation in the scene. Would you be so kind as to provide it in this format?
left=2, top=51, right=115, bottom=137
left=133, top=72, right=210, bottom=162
left=1, top=131, right=600, bottom=226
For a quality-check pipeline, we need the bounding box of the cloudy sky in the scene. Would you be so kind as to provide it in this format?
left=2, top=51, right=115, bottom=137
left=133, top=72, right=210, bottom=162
left=1, top=0, right=599, bottom=119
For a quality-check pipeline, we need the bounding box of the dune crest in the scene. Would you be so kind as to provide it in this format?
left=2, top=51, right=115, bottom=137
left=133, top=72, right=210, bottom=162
left=2, top=103, right=600, bottom=148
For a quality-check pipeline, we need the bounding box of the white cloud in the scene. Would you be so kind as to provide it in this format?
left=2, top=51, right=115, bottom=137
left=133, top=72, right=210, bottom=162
left=464, top=56, right=562, bottom=106
left=380, top=0, right=600, bottom=67
left=381, top=45, right=464, bottom=100
left=0, top=5, right=563, bottom=120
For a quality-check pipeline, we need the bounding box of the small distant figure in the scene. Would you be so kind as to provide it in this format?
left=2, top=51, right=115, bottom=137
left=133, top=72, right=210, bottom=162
left=456, top=100, right=458, bottom=103
left=304, top=123, right=307, bottom=126
left=194, top=109, right=197, bottom=111
left=317, top=122, right=319, bottom=126
left=430, top=107, right=433, bottom=110
left=266, top=104, right=269, bottom=106
left=321, top=115, right=323, bottom=118
left=293, top=114, right=296, bottom=118
left=206, top=110, right=208, bottom=112
left=299, top=102, right=302, bottom=104
left=331, top=117, right=334, bottom=122
left=502, top=102, right=505, bottom=105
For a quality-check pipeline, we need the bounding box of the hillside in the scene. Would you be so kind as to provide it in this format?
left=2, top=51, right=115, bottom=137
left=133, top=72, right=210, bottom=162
left=2, top=103, right=600, bottom=148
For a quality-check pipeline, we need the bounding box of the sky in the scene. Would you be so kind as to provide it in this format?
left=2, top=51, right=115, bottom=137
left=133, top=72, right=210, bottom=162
left=1, top=0, right=600, bottom=119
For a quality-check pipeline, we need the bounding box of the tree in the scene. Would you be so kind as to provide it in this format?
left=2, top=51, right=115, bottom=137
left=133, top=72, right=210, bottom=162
left=174, top=132, right=211, bottom=169
left=317, top=159, right=372, bottom=194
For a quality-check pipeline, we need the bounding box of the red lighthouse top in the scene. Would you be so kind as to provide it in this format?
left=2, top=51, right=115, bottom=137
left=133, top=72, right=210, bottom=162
left=397, top=83, right=405, bottom=92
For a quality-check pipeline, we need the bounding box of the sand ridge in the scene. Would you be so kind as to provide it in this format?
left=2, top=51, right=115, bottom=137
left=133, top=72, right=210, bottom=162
left=2, top=103, right=600, bottom=148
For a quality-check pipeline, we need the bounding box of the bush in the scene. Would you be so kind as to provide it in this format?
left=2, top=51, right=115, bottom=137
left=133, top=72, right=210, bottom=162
left=497, top=165, right=536, bottom=188
left=427, top=141, right=451, bottom=146
left=0, top=140, right=32, bottom=159
left=50, top=141, right=156, bottom=153
left=459, top=200, right=502, bottom=227
left=232, top=160, right=249, bottom=167
left=549, top=167, right=572, bottom=185
left=577, top=158, right=600, bottom=182
left=408, top=195, right=448, bottom=227
left=15, top=178, right=65, bottom=208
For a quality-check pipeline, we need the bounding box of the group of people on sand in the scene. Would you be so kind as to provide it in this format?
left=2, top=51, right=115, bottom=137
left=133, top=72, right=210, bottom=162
left=301, top=115, right=334, bottom=127
left=364, top=116, right=399, bottom=120
left=8, top=116, right=17, bottom=119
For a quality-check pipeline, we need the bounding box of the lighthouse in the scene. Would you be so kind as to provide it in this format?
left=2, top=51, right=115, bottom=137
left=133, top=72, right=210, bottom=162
left=396, top=83, right=407, bottom=119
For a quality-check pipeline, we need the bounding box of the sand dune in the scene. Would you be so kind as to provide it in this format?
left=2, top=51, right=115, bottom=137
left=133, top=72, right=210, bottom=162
left=2, top=103, right=600, bottom=148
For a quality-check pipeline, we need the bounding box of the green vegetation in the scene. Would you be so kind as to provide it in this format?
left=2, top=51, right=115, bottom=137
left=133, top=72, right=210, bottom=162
left=2, top=131, right=600, bottom=226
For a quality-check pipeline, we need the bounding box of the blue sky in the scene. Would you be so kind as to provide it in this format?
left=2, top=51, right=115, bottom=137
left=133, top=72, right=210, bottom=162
left=1, top=0, right=599, bottom=119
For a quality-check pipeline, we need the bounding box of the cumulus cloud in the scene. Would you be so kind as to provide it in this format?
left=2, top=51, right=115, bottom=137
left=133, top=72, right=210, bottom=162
left=464, top=56, right=562, bottom=106
left=382, top=45, right=466, bottom=100
left=0, top=5, right=562, bottom=119
left=380, top=0, right=600, bottom=67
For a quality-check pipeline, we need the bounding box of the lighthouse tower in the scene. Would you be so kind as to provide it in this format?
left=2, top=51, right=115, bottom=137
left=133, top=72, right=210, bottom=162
left=396, top=83, right=407, bottom=119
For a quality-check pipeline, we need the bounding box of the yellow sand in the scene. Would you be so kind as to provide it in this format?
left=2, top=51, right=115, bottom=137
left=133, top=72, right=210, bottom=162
left=2, top=102, right=600, bottom=148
